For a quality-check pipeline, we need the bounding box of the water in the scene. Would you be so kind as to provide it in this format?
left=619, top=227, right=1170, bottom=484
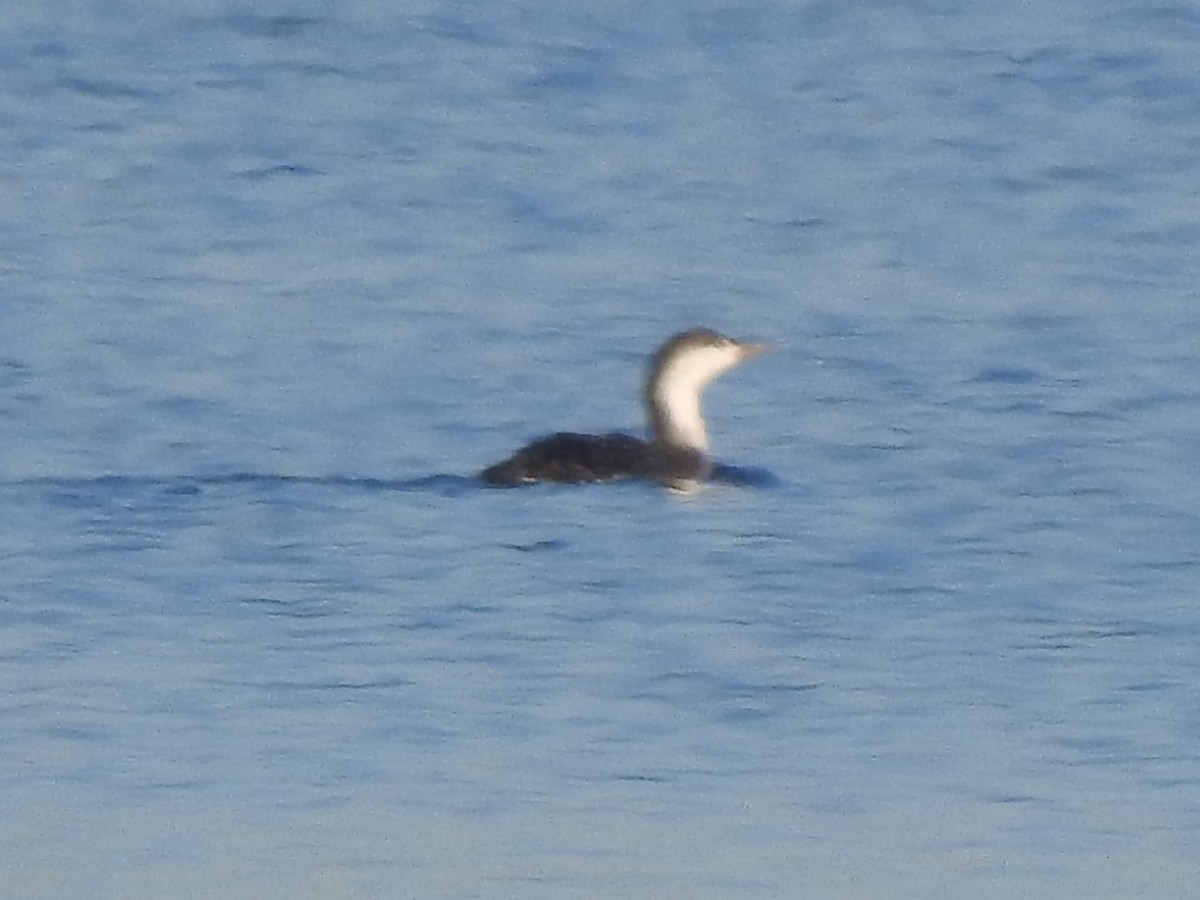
left=3, top=2, right=1200, bottom=897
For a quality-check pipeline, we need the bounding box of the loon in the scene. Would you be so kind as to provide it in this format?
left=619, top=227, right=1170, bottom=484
left=481, top=328, right=771, bottom=489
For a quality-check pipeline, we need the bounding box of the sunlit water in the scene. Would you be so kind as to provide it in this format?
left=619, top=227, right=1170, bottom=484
left=3, top=3, right=1199, bottom=898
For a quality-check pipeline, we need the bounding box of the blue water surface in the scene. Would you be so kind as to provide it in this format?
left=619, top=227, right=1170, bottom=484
left=2, top=2, right=1199, bottom=898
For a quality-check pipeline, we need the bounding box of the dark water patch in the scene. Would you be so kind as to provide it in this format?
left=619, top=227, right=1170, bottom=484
left=236, top=164, right=322, bottom=180
left=746, top=214, right=827, bottom=231
left=1122, top=680, right=1178, bottom=695
left=398, top=602, right=504, bottom=634
left=1017, top=622, right=1145, bottom=653
left=519, top=44, right=610, bottom=93
left=809, top=311, right=892, bottom=340
left=613, top=773, right=670, bottom=784
left=30, top=40, right=71, bottom=61
left=211, top=675, right=414, bottom=694
left=711, top=464, right=781, bottom=488
left=239, top=596, right=341, bottom=619
left=549, top=604, right=640, bottom=627
left=1042, top=164, right=1124, bottom=188
left=641, top=670, right=817, bottom=721
left=207, top=472, right=479, bottom=496
left=215, top=14, right=326, bottom=40
left=982, top=792, right=1046, bottom=806
left=420, top=13, right=494, bottom=45
left=501, top=539, right=570, bottom=553
left=12, top=472, right=481, bottom=500
left=969, top=366, right=1042, bottom=385
left=58, top=75, right=161, bottom=101
left=0, top=358, right=32, bottom=393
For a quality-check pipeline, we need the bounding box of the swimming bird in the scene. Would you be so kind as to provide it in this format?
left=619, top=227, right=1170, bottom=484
left=481, top=328, right=771, bottom=489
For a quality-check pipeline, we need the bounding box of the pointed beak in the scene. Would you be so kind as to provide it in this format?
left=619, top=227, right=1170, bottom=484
left=737, top=340, right=774, bottom=360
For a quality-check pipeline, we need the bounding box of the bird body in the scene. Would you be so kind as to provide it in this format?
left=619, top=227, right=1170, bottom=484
left=481, top=328, right=769, bottom=489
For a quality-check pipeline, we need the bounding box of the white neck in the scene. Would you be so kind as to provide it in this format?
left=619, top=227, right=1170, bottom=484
left=648, top=378, right=709, bottom=451
left=644, top=343, right=745, bottom=452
